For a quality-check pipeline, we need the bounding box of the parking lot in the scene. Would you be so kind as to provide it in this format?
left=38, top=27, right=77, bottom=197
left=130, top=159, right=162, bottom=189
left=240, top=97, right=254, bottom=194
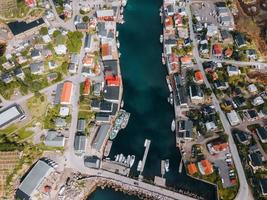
left=191, top=2, right=219, bottom=25
left=213, top=153, right=237, bottom=188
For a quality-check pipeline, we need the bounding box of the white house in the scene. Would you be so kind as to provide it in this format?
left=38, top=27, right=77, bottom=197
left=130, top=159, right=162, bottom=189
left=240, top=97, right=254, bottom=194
left=54, top=45, right=67, bottom=55
left=247, top=84, right=258, bottom=93
left=252, top=96, right=264, bottom=106
left=227, top=110, right=241, bottom=126
left=227, top=65, right=240, bottom=76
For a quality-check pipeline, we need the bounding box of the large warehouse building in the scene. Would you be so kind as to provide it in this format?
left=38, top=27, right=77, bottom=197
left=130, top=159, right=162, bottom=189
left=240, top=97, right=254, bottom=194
left=0, top=104, right=25, bottom=128
left=15, top=159, right=55, bottom=200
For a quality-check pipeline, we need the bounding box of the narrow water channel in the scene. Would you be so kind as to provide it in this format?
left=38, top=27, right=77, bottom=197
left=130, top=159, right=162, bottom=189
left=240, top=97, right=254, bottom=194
left=89, top=0, right=217, bottom=199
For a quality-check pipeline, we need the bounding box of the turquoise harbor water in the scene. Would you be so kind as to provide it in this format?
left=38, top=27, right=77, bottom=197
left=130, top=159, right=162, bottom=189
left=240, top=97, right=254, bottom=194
left=89, top=0, right=217, bottom=199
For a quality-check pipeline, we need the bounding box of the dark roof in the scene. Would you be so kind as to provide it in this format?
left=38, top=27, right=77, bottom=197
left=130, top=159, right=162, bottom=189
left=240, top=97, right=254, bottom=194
left=84, top=34, right=91, bottom=48
left=14, top=68, right=24, bottom=76
left=233, top=96, right=246, bottom=107
left=235, top=33, right=246, bottom=47
left=190, top=84, right=203, bottom=97
left=74, top=134, right=86, bottom=151
left=104, top=60, right=118, bottom=75
left=95, top=112, right=110, bottom=122
left=249, top=151, right=263, bottom=167
left=84, top=156, right=100, bottom=168
left=236, top=131, right=249, bottom=143
left=260, top=179, right=267, bottom=195
left=91, top=99, right=101, bottom=109
left=256, top=127, right=267, bottom=140
left=100, top=101, right=113, bottom=112
left=7, top=18, right=45, bottom=36
left=76, top=22, right=88, bottom=30
left=104, top=86, right=120, bottom=101
left=247, top=110, right=258, bottom=118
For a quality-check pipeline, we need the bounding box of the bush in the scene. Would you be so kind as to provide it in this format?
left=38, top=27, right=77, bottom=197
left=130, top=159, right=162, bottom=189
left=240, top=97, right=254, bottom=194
left=82, top=16, right=89, bottom=22
left=39, top=27, right=48, bottom=35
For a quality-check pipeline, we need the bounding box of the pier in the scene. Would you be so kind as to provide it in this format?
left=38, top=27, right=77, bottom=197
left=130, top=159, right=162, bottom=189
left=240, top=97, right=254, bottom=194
left=139, top=139, right=151, bottom=178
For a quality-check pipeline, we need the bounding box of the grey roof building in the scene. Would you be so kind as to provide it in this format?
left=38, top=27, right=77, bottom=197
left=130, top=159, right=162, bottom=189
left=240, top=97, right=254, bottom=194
left=30, top=61, right=44, bottom=74
left=0, top=104, right=24, bottom=128
left=84, top=34, right=92, bottom=52
left=256, top=127, right=267, bottom=143
left=92, top=124, right=111, bottom=151
left=77, top=119, right=86, bottom=132
left=95, top=113, right=110, bottom=123
left=45, top=131, right=65, bottom=147
left=177, top=119, right=193, bottom=140
left=74, top=133, right=87, bottom=153
left=103, top=86, right=120, bottom=102
left=103, top=60, right=118, bottom=76
left=15, top=159, right=55, bottom=200
left=84, top=155, right=101, bottom=169
left=54, top=117, right=66, bottom=128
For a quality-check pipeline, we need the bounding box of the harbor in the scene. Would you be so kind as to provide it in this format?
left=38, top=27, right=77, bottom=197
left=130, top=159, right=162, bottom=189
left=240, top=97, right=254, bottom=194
left=103, top=0, right=217, bottom=199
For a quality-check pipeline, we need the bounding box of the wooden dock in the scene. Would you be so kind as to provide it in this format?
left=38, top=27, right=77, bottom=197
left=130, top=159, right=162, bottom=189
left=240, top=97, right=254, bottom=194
left=140, top=139, right=151, bottom=175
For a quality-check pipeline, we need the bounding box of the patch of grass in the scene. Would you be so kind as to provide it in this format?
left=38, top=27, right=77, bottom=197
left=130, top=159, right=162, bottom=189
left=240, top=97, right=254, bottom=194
left=17, top=128, right=34, bottom=140
left=0, top=124, right=17, bottom=135
left=27, top=94, right=48, bottom=119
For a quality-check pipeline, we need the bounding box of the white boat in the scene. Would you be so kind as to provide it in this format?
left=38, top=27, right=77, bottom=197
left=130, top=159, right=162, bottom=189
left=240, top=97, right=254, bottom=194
left=137, top=160, right=142, bottom=171
left=117, top=41, right=120, bottom=48
left=144, top=139, right=148, bottom=147
left=169, top=93, right=173, bottom=105
left=115, top=154, right=119, bottom=162
left=121, top=155, right=126, bottom=163
left=162, top=53, right=166, bottom=65
left=116, top=31, right=119, bottom=37
left=130, top=155, right=135, bottom=167
left=126, top=155, right=131, bottom=165
left=118, top=154, right=123, bottom=162
left=166, top=76, right=173, bottom=92
left=120, top=7, right=124, bottom=14
left=121, top=100, right=124, bottom=108
left=122, top=0, right=127, bottom=6
left=171, top=119, right=175, bottom=132
left=165, top=159, right=170, bottom=172
left=160, top=34, right=163, bottom=43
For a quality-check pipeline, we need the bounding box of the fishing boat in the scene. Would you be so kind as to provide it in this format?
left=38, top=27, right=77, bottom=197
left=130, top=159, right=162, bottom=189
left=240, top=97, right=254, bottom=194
left=130, top=155, right=135, bottom=167
left=160, top=35, right=163, bottom=43
left=137, top=160, right=142, bottom=171
left=165, top=159, right=170, bottom=172
left=171, top=119, right=175, bottom=132
left=110, top=110, right=131, bottom=140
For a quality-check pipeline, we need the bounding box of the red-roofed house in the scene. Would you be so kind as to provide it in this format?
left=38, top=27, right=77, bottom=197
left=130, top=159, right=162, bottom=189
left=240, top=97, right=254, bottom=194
left=198, top=159, right=213, bottom=175
left=224, top=47, right=233, bottom=58
left=208, top=142, right=229, bottom=154
left=213, top=43, right=223, bottom=57
left=187, top=163, right=198, bottom=175
left=105, top=75, right=120, bottom=86
left=83, top=54, right=94, bottom=67
left=83, top=78, right=91, bottom=95
left=60, top=81, right=73, bottom=105
left=194, top=70, right=204, bottom=84
left=165, top=16, right=174, bottom=31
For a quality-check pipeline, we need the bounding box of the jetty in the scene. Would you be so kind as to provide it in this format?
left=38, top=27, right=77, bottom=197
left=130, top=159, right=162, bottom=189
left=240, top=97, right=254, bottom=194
left=104, top=140, right=113, bottom=157
left=139, top=139, right=151, bottom=178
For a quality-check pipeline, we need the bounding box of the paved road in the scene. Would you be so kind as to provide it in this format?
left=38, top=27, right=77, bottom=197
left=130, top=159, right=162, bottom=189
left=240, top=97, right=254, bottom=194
left=186, top=4, right=253, bottom=200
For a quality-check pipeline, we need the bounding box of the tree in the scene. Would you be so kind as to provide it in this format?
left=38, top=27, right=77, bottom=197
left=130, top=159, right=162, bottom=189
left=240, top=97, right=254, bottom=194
left=66, top=31, right=83, bottom=53
left=53, top=30, right=61, bottom=38
left=0, top=44, right=6, bottom=57
left=39, top=27, right=48, bottom=35
left=82, top=16, right=89, bottom=22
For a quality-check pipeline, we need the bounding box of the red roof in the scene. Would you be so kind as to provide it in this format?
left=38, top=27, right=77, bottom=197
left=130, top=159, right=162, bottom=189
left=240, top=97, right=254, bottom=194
left=224, top=47, right=233, bottom=57
left=200, top=159, right=213, bottom=175
left=83, top=78, right=91, bottom=95
left=187, top=163, right=198, bottom=175
left=194, top=70, right=203, bottom=81
left=213, top=43, right=223, bottom=56
left=165, top=16, right=174, bottom=28
left=213, top=143, right=228, bottom=152
left=60, top=81, right=73, bottom=104
left=105, top=75, right=120, bottom=86
left=102, top=43, right=110, bottom=57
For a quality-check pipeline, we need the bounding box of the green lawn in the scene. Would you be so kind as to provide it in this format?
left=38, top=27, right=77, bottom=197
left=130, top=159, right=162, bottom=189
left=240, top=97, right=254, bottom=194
left=17, top=128, right=34, bottom=140
left=0, top=124, right=17, bottom=135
